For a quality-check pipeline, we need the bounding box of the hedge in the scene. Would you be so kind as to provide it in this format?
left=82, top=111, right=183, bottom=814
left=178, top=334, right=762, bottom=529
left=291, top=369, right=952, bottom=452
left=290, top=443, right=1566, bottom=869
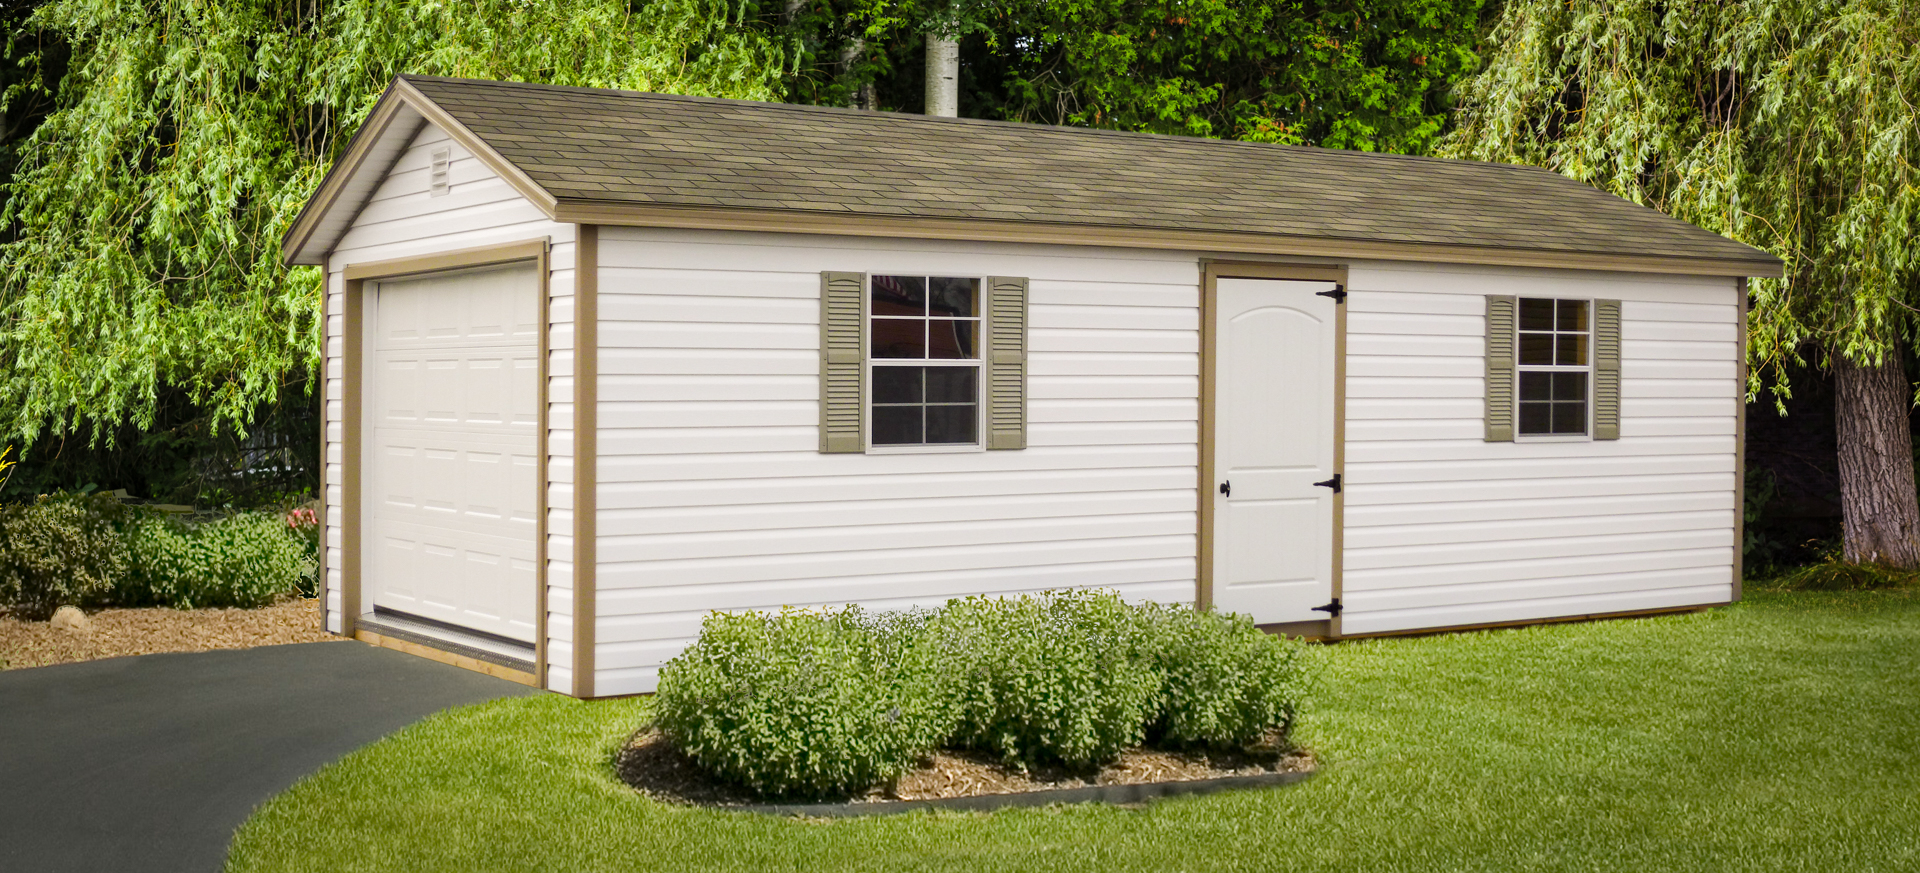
left=652, top=590, right=1309, bottom=800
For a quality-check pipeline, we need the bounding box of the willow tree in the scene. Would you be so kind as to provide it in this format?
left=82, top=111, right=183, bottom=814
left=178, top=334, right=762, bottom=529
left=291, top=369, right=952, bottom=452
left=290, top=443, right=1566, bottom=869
left=1443, top=0, right=1920, bottom=567
left=0, top=0, right=790, bottom=456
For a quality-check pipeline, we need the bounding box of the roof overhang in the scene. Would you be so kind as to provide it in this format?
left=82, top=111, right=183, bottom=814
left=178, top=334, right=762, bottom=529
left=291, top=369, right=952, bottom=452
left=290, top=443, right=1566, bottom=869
left=285, top=79, right=1784, bottom=280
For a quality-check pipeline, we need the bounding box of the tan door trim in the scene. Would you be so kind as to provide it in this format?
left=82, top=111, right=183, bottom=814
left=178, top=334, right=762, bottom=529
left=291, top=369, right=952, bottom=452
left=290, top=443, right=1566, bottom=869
left=1733, top=277, right=1748, bottom=601
left=334, top=236, right=552, bottom=686
left=1199, top=261, right=1349, bottom=637
left=572, top=225, right=600, bottom=698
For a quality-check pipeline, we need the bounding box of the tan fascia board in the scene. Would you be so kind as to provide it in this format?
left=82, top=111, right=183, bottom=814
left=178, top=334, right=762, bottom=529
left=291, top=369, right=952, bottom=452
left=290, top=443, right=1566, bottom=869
left=282, top=78, right=559, bottom=267
left=550, top=198, right=1784, bottom=279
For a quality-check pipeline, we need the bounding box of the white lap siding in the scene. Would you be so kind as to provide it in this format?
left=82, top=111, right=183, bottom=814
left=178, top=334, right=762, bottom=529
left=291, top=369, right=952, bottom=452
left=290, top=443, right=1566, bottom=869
left=591, top=229, right=1201, bottom=695
left=1339, top=263, right=1739, bottom=634
left=321, top=123, right=581, bottom=692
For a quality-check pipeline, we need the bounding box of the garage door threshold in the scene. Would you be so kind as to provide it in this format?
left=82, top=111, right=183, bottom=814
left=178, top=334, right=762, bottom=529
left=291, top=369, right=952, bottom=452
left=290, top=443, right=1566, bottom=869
left=357, top=611, right=535, bottom=674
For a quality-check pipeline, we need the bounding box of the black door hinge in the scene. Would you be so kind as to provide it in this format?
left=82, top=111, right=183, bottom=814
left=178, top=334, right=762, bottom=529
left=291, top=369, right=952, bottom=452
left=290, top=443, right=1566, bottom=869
left=1219, top=480, right=1231, bottom=496
left=1313, top=473, right=1342, bottom=493
left=1312, top=598, right=1343, bottom=617
left=1316, top=286, right=1347, bottom=303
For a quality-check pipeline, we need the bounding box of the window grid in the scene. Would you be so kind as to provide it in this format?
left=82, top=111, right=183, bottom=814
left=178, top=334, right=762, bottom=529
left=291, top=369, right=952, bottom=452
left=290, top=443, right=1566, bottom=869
left=1516, top=298, right=1591, bottom=437
left=868, top=275, right=984, bottom=448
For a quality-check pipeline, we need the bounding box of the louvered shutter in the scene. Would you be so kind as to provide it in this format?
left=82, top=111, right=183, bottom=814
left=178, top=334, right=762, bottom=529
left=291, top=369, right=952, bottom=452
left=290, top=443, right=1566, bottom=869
left=1593, top=299, right=1622, bottom=440
left=819, top=271, right=866, bottom=452
left=985, top=276, right=1029, bottom=450
left=1485, top=295, right=1517, bottom=442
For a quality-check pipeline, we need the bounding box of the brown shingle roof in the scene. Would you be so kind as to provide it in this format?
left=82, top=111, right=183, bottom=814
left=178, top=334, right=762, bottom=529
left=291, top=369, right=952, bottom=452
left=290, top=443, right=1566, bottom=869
left=399, top=75, right=1775, bottom=269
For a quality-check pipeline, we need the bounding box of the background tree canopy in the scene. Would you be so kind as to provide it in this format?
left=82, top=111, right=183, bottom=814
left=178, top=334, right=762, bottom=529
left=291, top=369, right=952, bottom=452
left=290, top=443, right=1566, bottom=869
left=0, top=0, right=790, bottom=500
left=1442, top=0, right=1920, bottom=566
left=0, top=0, right=1492, bottom=502
left=787, top=0, right=1486, bottom=150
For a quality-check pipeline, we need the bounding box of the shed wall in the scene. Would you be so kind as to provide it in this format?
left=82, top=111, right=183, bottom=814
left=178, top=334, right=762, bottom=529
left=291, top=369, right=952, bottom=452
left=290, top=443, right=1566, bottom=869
left=322, top=123, right=582, bottom=693
left=590, top=228, right=1203, bottom=695
left=1339, top=262, right=1739, bottom=633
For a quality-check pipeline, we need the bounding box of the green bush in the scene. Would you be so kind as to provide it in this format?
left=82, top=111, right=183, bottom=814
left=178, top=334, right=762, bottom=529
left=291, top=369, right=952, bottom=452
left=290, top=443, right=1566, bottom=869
left=652, top=606, right=954, bottom=801
left=929, top=590, right=1163, bottom=770
left=1139, top=604, right=1306, bottom=748
left=0, top=492, right=131, bottom=618
left=122, top=511, right=313, bottom=609
left=0, top=491, right=315, bottom=615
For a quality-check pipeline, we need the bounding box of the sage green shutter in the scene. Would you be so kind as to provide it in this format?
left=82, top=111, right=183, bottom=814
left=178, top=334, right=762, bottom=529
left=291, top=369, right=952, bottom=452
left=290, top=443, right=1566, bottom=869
left=1485, top=295, right=1517, bottom=442
left=1593, top=299, right=1623, bottom=440
left=819, top=271, right=866, bottom=452
left=985, top=276, right=1029, bottom=450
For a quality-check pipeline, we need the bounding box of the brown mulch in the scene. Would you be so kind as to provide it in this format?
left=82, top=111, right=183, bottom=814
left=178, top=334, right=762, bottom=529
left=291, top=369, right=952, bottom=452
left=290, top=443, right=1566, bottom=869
left=617, top=729, right=1314, bottom=808
left=0, top=597, right=339, bottom=670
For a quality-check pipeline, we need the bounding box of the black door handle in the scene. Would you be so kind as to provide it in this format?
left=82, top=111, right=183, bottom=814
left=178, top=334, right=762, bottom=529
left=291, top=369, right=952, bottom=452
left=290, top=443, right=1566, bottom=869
left=1219, top=481, right=1230, bottom=497
left=1313, top=474, right=1342, bottom=493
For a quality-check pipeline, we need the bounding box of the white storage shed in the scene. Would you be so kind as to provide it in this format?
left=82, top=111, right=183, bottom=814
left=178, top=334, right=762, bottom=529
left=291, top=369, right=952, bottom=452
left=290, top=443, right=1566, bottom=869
left=284, top=76, right=1782, bottom=697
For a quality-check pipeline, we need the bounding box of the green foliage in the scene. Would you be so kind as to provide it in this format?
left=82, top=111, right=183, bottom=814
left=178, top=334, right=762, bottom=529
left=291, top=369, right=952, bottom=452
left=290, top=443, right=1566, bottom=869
left=0, top=490, right=129, bottom=618
left=1758, top=543, right=1920, bottom=591
left=930, top=589, right=1163, bottom=770
left=789, top=0, right=1490, bottom=151
left=0, top=0, right=792, bottom=448
left=0, top=491, right=314, bottom=615
left=654, top=590, right=1310, bottom=798
left=652, top=605, right=954, bottom=801
left=1442, top=0, right=1920, bottom=389
left=1140, top=603, right=1306, bottom=748
left=121, top=510, right=313, bottom=609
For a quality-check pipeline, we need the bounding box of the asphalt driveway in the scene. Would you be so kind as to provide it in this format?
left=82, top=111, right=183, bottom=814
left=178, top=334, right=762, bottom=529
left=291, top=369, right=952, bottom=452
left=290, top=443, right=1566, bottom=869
left=0, top=641, right=540, bottom=873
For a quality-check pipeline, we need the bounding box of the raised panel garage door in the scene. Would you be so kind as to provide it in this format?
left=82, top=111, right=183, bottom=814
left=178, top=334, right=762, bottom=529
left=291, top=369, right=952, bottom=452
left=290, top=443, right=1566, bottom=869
left=364, top=263, right=539, bottom=642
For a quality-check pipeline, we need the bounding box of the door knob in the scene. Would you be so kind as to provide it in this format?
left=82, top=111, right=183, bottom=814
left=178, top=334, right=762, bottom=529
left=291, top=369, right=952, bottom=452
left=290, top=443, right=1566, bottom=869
left=1219, top=481, right=1230, bottom=497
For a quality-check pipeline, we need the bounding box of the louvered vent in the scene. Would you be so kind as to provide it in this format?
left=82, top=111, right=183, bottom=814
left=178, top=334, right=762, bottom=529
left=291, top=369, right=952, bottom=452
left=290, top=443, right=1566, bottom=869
left=429, top=147, right=451, bottom=196
left=985, top=276, right=1029, bottom=450
left=819, top=271, right=866, bottom=452
left=1593, top=299, right=1623, bottom=440
left=1485, top=295, right=1517, bottom=442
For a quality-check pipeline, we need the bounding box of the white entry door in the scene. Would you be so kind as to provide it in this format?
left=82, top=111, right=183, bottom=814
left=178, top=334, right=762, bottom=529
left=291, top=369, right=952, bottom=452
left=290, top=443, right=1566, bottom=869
left=1210, top=278, right=1338, bottom=624
left=364, top=263, right=540, bottom=642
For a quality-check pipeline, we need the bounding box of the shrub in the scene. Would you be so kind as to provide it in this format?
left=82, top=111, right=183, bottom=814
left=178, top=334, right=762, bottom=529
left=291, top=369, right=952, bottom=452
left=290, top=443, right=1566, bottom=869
left=0, top=491, right=131, bottom=618
left=929, top=590, right=1163, bottom=770
left=1139, top=604, right=1307, bottom=748
left=652, top=606, right=953, bottom=801
left=122, top=511, right=313, bottom=609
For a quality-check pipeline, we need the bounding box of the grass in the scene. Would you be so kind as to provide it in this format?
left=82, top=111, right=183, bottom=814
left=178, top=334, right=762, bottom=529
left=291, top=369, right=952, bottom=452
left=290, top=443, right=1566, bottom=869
left=226, top=591, right=1920, bottom=872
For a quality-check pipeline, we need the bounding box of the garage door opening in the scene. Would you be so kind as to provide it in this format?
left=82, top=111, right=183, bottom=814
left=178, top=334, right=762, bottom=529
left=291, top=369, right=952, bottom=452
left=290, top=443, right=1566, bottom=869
left=359, top=261, right=541, bottom=669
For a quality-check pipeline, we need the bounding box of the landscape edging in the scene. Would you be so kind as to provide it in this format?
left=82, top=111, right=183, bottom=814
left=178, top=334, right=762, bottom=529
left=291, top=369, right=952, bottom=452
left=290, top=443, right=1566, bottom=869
left=732, top=767, right=1315, bottom=818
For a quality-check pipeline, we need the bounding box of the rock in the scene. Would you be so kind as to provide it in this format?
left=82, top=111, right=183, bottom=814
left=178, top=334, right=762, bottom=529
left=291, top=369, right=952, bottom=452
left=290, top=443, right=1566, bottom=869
left=50, top=605, right=91, bottom=633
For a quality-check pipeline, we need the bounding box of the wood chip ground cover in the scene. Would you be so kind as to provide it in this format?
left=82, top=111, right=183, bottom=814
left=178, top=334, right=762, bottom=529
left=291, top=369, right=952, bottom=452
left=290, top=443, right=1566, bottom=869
left=617, top=728, right=1314, bottom=807
left=0, top=598, right=336, bottom=669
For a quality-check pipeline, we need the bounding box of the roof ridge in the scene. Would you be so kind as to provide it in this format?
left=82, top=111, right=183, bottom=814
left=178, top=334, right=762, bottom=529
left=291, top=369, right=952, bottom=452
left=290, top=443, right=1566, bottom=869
left=398, top=74, right=1555, bottom=176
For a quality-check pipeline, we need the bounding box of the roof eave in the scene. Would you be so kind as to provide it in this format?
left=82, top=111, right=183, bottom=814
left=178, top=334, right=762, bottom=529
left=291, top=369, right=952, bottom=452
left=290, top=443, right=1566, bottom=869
left=549, top=198, right=1785, bottom=279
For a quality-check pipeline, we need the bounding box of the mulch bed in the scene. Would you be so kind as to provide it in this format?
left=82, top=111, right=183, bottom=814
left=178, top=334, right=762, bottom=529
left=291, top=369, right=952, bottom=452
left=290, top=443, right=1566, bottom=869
left=0, top=597, right=338, bottom=670
left=617, top=728, right=1314, bottom=809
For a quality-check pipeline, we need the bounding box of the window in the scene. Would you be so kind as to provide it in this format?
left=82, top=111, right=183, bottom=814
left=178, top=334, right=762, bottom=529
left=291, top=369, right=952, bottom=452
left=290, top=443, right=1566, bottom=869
left=1516, top=297, right=1589, bottom=436
left=869, top=275, right=982, bottom=446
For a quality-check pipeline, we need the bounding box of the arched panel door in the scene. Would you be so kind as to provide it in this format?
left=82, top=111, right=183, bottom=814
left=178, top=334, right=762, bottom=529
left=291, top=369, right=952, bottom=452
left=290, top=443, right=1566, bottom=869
left=1210, top=278, right=1338, bottom=624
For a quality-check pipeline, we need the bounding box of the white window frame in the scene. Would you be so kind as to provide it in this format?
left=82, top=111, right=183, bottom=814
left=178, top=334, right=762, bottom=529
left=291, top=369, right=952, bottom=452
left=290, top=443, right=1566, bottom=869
left=1514, top=296, right=1594, bottom=443
left=865, top=273, right=988, bottom=454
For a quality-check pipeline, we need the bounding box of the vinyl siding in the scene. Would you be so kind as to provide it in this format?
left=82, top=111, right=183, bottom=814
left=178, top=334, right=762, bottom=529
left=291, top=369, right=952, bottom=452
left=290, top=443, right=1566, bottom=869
left=322, top=123, right=581, bottom=693
left=591, top=228, right=1201, bottom=695
left=1339, top=262, right=1738, bottom=634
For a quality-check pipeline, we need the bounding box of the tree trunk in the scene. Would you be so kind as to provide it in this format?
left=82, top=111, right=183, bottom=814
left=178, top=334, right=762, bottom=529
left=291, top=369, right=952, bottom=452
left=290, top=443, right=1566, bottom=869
left=924, top=35, right=959, bottom=117
left=1834, top=354, right=1920, bottom=567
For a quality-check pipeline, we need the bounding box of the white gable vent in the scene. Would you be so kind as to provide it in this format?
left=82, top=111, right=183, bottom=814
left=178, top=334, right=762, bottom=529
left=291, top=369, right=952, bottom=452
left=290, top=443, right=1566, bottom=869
left=429, top=147, right=451, bottom=196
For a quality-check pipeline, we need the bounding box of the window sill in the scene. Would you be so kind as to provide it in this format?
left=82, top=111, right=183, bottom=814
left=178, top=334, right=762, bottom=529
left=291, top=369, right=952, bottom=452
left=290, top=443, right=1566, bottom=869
left=866, top=442, right=986, bottom=455
left=1514, top=434, right=1592, bottom=444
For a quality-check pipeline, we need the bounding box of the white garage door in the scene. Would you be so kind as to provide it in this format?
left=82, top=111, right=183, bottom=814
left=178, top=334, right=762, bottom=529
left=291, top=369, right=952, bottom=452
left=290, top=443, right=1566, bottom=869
left=364, top=262, right=539, bottom=643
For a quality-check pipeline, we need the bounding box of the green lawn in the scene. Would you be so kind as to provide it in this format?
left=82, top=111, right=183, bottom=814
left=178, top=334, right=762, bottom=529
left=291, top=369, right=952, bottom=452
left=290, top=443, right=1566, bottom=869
left=226, top=591, right=1920, bottom=872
